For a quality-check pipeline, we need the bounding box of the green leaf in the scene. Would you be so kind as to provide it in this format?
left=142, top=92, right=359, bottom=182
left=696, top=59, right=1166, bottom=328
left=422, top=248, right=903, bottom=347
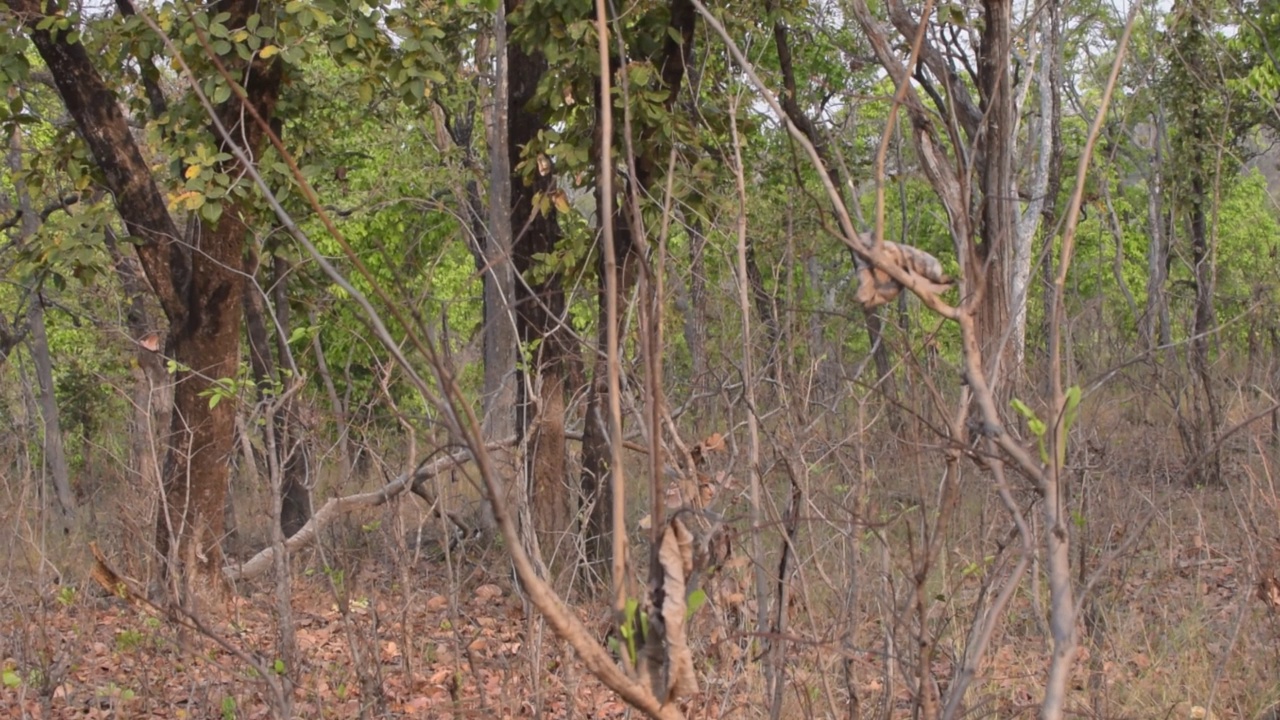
left=1028, top=417, right=1046, bottom=437
left=686, top=588, right=707, bottom=619
left=2, top=669, right=19, bottom=688
left=200, top=200, right=223, bottom=224
left=1063, top=385, right=1082, bottom=430
left=1011, top=398, right=1045, bottom=438
left=212, top=82, right=232, bottom=104
left=288, top=325, right=312, bottom=345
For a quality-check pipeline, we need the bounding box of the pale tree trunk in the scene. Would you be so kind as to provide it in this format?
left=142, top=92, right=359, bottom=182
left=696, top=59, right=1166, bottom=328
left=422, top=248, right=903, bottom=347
left=8, top=131, right=75, bottom=521
left=25, top=296, right=75, bottom=521
left=1011, top=4, right=1062, bottom=374
left=1141, top=109, right=1172, bottom=353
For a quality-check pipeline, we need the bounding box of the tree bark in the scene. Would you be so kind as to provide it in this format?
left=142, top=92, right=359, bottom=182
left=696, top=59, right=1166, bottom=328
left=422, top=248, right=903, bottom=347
left=1141, top=109, right=1172, bottom=353
left=506, top=0, right=571, bottom=553
left=685, top=213, right=708, bottom=389
left=243, top=251, right=311, bottom=538
left=1014, top=3, right=1062, bottom=374
left=1172, top=3, right=1221, bottom=485
left=105, top=229, right=170, bottom=511
left=14, top=0, right=283, bottom=591
left=579, top=0, right=696, bottom=570
left=745, top=235, right=781, bottom=385
left=7, top=131, right=75, bottom=521
left=479, top=7, right=519, bottom=531
left=976, top=0, right=1016, bottom=388
left=270, top=256, right=311, bottom=535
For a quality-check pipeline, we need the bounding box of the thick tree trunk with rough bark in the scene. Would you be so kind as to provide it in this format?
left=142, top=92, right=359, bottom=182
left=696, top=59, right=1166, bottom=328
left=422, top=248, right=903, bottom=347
left=157, top=215, right=245, bottom=584
left=507, top=0, right=571, bottom=552
left=579, top=0, right=695, bottom=571
left=15, top=0, right=282, bottom=592
left=976, top=0, right=1016, bottom=387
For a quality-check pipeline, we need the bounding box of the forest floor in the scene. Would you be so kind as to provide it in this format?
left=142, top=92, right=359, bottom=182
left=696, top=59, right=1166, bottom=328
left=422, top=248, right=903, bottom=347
left=0, top=513, right=1276, bottom=720
left=0, top=547, right=643, bottom=719
left=2, top=431, right=1280, bottom=718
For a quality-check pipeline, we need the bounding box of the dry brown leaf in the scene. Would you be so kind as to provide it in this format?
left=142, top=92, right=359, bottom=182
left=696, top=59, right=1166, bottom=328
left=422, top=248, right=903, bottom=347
left=474, top=583, right=504, bottom=601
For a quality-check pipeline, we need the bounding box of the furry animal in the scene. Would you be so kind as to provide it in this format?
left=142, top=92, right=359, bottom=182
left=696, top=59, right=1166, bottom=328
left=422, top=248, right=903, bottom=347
left=854, top=241, right=953, bottom=309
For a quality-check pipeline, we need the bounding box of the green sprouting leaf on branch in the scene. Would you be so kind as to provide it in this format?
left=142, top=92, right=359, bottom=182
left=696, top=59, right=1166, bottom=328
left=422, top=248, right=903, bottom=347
left=617, top=596, right=647, bottom=666
left=1011, top=397, right=1050, bottom=465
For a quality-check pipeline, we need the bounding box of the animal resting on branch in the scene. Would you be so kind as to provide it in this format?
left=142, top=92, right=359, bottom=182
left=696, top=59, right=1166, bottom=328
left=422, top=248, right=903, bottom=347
left=854, top=240, right=952, bottom=309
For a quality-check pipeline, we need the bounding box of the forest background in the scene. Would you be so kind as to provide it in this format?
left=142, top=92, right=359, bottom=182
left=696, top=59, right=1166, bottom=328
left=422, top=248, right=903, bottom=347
left=2, top=0, right=1280, bottom=718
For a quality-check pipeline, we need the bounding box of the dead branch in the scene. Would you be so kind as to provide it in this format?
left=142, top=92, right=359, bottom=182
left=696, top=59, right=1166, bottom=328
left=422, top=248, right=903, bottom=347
left=225, top=439, right=514, bottom=582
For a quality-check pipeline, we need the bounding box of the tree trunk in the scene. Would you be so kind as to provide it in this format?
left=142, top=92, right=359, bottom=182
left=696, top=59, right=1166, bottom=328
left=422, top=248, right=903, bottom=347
left=1188, top=172, right=1221, bottom=485
left=976, top=0, right=1017, bottom=389
left=579, top=0, right=695, bottom=571
left=17, top=0, right=282, bottom=592
left=156, top=208, right=246, bottom=587
left=308, top=306, right=351, bottom=477
left=271, top=256, right=311, bottom=535
left=745, top=236, right=781, bottom=385
left=243, top=251, right=311, bottom=538
left=685, top=213, right=708, bottom=395
left=1014, top=3, right=1062, bottom=375
left=25, top=296, right=75, bottom=521
left=581, top=199, right=633, bottom=571
left=1141, top=109, right=1172, bottom=353
left=476, top=14, right=514, bottom=532
left=1173, top=4, right=1221, bottom=486
left=506, top=0, right=571, bottom=552
left=105, top=229, right=170, bottom=511
left=8, top=132, right=75, bottom=521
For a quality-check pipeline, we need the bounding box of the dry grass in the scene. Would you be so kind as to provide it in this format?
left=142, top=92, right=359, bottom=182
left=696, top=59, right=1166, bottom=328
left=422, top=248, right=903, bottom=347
left=1, top=385, right=1279, bottom=719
